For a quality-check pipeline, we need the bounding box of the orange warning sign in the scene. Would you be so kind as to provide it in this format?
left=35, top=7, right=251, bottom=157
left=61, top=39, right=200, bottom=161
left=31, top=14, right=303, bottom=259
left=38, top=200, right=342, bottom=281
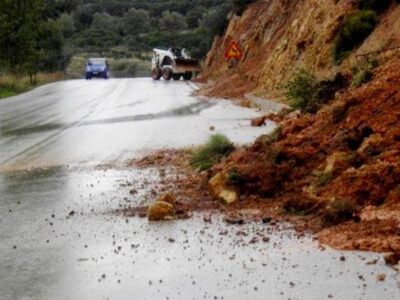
left=224, top=41, right=242, bottom=60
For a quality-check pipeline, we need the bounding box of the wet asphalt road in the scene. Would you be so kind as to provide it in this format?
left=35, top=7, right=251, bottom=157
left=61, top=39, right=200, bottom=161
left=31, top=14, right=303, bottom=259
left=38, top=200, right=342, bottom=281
left=0, top=79, right=399, bottom=299
left=0, top=79, right=269, bottom=171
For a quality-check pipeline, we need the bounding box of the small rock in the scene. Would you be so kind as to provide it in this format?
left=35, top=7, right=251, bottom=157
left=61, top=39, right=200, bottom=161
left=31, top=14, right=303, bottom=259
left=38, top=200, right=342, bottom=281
left=147, top=201, right=174, bottom=221
left=168, top=238, right=175, bottom=243
left=340, top=256, right=346, bottom=262
left=262, top=217, right=272, bottom=224
left=209, top=125, right=215, bottom=131
left=203, top=215, right=212, bottom=223
left=224, top=216, right=244, bottom=225
left=384, top=253, right=400, bottom=266
left=68, top=210, right=75, bottom=217
left=138, top=211, right=147, bottom=218
left=377, top=273, right=386, bottom=281
left=251, top=116, right=266, bottom=127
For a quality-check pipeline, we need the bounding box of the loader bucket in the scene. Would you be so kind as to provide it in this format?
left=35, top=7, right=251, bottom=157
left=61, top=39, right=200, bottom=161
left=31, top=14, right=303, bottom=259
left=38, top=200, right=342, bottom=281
left=174, top=58, right=201, bottom=73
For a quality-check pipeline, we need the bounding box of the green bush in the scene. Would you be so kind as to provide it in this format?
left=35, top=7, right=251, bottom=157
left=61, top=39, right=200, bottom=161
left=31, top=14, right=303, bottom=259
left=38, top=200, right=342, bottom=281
left=351, top=69, right=373, bottom=87
left=283, top=70, right=347, bottom=113
left=333, top=10, right=377, bottom=64
left=351, top=57, right=378, bottom=87
left=190, top=134, right=235, bottom=171
left=283, top=69, right=320, bottom=113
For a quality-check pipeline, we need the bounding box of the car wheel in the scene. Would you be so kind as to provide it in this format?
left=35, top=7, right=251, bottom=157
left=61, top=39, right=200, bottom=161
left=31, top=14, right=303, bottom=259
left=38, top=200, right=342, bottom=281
left=172, top=74, right=181, bottom=81
left=152, top=68, right=162, bottom=80
left=162, top=68, right=172, bottom=81
left=183, top=72, right=193, bottom=81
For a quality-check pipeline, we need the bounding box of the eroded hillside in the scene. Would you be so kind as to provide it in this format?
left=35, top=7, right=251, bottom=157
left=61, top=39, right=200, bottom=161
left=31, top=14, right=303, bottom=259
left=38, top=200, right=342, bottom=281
left=200, top=0, right=400, bottom=100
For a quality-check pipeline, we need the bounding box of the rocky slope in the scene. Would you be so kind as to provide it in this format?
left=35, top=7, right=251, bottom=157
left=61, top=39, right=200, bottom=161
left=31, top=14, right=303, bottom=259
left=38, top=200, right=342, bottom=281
left=200, top=0, right=400, bottom=100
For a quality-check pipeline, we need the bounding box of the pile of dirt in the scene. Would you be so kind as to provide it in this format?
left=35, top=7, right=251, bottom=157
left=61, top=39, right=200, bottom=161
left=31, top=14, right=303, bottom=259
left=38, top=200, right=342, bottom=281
left=207, top=59, right=400, bottom=252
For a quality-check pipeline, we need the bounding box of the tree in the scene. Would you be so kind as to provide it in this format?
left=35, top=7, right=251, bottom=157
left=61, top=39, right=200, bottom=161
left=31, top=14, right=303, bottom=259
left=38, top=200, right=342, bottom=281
left=0, top=0, right=43, bottom=76
left=199, top=4, right=231, bottom=36
left=91, top=12, right=121, bottom=33
left=56, top=13, right=76, bottom=38
left=186, top=6, right=206, bottom=29
left=122, top=8, right=151, bottom=36
left=0, top=0, right=64, bottom=82
left=159, top=11, right=188, bottom=31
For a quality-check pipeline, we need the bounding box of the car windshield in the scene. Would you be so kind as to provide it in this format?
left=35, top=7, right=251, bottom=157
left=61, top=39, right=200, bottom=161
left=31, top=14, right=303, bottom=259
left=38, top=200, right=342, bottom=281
left=88, top=59, right=106, bottom=66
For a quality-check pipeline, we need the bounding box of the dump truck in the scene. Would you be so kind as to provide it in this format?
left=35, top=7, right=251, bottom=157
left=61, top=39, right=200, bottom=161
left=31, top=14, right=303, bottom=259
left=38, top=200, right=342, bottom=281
left=151, top=48, right=201, bottom=81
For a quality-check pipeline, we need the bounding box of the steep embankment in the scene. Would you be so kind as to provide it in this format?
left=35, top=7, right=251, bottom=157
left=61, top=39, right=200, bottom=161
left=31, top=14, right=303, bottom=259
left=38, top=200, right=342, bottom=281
left=200, top=0, right=400, bottom=100
left=200, top=0, right=400, bottom=253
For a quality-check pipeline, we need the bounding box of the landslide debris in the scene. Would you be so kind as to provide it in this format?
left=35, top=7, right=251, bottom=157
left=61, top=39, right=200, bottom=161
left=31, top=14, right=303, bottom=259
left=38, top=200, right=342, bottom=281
left=208, top=59, right=400, bottom=252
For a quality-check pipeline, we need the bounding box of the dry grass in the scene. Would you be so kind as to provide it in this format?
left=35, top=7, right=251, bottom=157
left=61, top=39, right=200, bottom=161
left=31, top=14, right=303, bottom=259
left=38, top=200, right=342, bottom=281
left=0, top=72, right=63, bottom=99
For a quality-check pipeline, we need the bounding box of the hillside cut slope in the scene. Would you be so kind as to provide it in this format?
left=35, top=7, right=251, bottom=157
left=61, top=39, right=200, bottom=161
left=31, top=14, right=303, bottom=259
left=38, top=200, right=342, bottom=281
left=200, top=0, right=400, bottom=100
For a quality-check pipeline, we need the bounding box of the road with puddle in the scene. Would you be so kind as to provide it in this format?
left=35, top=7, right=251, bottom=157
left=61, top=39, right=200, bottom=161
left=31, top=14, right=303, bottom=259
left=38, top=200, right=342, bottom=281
left=0, top=79, right=399, bottom=299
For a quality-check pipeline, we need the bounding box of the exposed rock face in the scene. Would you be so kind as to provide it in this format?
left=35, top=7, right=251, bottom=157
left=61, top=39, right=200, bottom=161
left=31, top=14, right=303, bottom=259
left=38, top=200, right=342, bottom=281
left=200, top=0, right=400, bottom=99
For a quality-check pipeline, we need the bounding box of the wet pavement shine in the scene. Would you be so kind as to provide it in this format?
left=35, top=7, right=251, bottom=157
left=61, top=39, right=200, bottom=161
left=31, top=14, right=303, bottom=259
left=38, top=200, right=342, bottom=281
left=0, top=79, right=399, bottom=299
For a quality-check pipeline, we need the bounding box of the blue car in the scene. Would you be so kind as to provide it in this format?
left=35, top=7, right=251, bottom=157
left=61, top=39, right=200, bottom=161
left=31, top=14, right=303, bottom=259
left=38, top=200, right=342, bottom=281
left=85, top=58, right=110, bottom=80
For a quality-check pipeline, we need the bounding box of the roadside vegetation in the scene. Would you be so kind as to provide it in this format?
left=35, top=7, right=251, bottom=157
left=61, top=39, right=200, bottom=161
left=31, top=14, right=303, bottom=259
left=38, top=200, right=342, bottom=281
left=190, top=134, right=235, bottom=171
left=0, top=73, right=63, bottom=100
left=282, top=69, right=347, bottom=113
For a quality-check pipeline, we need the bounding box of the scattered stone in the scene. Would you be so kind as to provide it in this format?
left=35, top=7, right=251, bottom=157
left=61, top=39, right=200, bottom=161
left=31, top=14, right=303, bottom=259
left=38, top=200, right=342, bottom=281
left=251, top=116, right=266, bottom=127
left=138, top=211, right=147, bottom=218
left=224, top=216, right=244, bottom=225
left=209, top=125, right=215, bottom=131
left=168, top=238, right=175, bottom=243
left=147, top=201, right=174, bottom=221
left=384, top=253, right=400, bottom=266
left=340, top=256, right=346, bottom=262
left=377, top=273, right=386, bottom=281
left=249, top=237, right=259, bottom=244
left=203, top=215, right=212, bottom=223
left=262, top=237, right=270, bottom=243
left=366, top=259, right=378, bottom=265
left=68, top=210, right=75, bottom=217
left=262, top=217, right=272, bottom=224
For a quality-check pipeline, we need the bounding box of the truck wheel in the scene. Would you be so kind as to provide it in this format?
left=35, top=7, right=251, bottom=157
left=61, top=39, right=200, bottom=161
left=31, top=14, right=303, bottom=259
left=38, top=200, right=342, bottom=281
left=172, top=74, right=181, bottom=81
left=162, top=69, right=172, bottom=81
left=183, top=72, right=192, bottom=81
left=152, top=68, right=162, bottom=80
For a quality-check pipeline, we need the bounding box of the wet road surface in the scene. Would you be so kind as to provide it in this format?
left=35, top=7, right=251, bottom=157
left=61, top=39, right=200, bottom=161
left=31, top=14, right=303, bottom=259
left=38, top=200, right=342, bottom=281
left=0, top=79, right=399, bottom=299
left=0, top=79, right=270, bottom=171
